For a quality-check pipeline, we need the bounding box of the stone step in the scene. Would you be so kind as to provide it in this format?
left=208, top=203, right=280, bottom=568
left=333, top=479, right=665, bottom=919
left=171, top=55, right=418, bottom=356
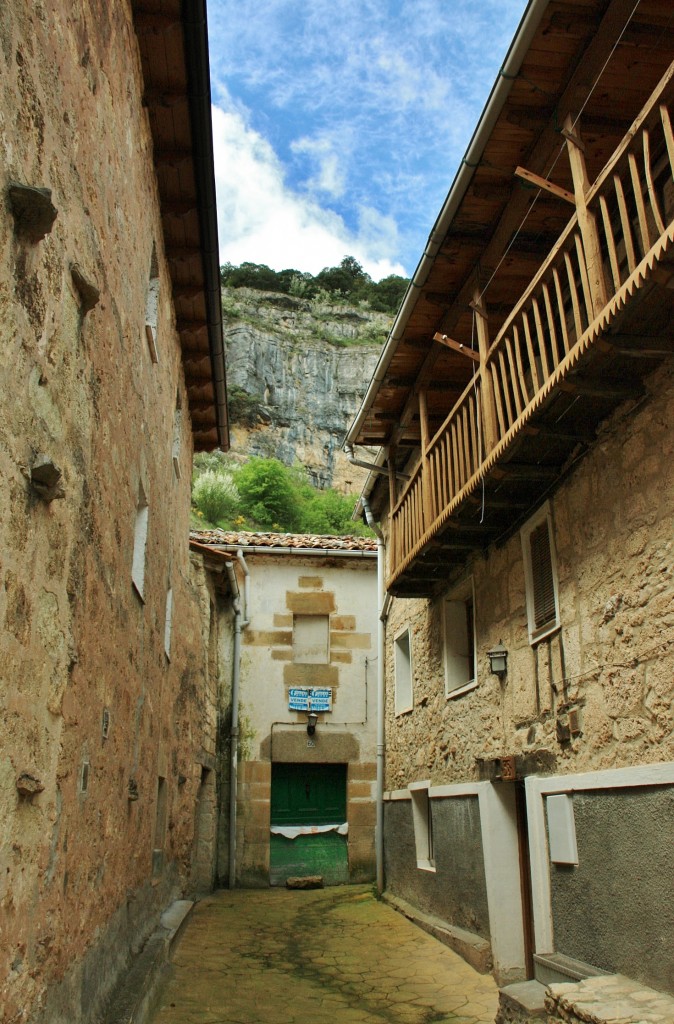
left=496, top=979, right=547, bottom=1024
left=546, top=974, right=674, bottom=1024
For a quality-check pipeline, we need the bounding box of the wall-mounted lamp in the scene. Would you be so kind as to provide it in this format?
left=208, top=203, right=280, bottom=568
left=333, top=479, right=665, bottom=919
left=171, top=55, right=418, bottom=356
left=488, top=641, right=508, bottom=678
left=307, top=712, right=318, bottom=736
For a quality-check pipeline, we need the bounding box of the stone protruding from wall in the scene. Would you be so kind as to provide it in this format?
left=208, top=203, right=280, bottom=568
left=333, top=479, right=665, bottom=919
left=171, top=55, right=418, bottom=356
left=545, top=974, right=674, bottom=1024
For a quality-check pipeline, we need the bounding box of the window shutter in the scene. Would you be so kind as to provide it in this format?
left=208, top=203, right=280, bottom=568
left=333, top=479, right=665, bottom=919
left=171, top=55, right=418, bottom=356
left=530, top=521, right=556, bottom=628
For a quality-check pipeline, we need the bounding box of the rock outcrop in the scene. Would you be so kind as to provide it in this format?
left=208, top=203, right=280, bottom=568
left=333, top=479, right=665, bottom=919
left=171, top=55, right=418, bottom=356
left=222, top=288, right=386, bottom=492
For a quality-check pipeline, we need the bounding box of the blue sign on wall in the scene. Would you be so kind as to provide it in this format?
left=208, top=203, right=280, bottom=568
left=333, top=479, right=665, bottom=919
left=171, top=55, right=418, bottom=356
left=288, top=687, right=333, bottom=712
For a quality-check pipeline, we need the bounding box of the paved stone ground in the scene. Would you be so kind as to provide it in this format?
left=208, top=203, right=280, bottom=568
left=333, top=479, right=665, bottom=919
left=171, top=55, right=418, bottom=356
left=149, top=885, right=498, bottom=1024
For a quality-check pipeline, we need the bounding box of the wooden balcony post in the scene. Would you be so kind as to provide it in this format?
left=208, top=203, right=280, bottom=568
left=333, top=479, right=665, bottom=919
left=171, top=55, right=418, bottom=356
left=418, top=389, right=433, bottom=527
left=563, top=114, right=608, bottom=317
left=471, top=290, right=499, bottom=453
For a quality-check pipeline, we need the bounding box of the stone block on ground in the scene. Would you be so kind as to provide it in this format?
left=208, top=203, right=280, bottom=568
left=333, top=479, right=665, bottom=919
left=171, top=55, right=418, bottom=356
left=495, top=980, right=547, bottom=1024
left=286, top=875, right=324, bottom=889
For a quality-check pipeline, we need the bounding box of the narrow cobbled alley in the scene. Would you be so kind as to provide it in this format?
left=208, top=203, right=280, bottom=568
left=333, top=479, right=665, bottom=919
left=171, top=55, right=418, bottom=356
left=149, top=886, right=498, bottom=1024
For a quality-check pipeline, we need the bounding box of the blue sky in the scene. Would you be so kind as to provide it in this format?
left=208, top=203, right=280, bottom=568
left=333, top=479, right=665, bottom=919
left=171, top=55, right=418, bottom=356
left=207, top=0, right=528, bottom=280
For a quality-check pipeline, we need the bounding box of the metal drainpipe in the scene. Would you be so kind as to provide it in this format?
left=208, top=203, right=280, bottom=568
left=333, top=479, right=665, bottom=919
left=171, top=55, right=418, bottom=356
left=362, top=499, right=388, bottom=895
left=236, top=548, right=250, bottom=627
left=225, top=561, right=242, bottom=888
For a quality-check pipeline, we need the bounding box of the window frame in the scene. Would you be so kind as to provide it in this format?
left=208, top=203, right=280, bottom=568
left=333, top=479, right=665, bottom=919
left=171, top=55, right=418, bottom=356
left=164, top=585, right=173, bottom=660
left=442, top=575, right=478, bottom=699
left=131, top=480, right=149, bottom=601
left=409, top=780, right=435, bottom=872
left=521, top=501, right=561, bottom=645
left=393, top=624, right=414, bottom=716
left=144, top=242, right=159, bottom=363
left=292, top=613, right=330, bottom=665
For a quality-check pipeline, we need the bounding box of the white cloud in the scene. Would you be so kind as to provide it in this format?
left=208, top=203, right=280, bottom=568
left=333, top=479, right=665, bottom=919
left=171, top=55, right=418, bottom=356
left=212, top=101, right=407, bottom=280
left=207, top=0, right=528, bottom=274
left=290, top=135, right=346, bottom=198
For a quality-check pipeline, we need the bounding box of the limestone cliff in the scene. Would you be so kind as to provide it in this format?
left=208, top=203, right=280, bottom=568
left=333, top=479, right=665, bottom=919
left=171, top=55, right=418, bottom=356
left=222, top=288, right=386, bottom=492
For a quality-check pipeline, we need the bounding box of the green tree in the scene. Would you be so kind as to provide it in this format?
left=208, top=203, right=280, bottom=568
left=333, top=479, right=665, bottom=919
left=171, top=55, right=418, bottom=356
left=234, top=458, right=301, bottom=530
left=300, top=488, right=365, bottom=535
left=370, top=274, right=408, bottom=314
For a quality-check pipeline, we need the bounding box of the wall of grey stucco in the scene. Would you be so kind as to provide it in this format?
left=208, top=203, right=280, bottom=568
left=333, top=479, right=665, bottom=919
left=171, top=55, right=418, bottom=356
left=384, top=797, right=490, bottom=941
left=549, top=785, right=674, bottom=994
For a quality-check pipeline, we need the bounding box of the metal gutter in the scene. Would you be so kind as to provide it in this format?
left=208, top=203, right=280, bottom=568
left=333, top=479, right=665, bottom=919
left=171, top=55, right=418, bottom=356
left=192, top=543, right=378, bottom=559
left=343, top=0, right=551, bottom=451
left=182, top=0, right=230, bottom=451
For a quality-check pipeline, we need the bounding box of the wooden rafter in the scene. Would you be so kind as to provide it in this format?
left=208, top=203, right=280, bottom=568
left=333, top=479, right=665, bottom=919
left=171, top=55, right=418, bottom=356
left=514, top=166, right=576, bottom=205
left=433, top=332, right=480, bottom=361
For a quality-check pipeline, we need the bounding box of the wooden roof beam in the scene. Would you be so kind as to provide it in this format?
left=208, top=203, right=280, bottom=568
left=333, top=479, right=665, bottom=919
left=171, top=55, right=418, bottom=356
left=514, top=166, right=576, bottom=205
left=433, top=332, right=480, bottom=361
left=558, top=377, right=642, bottom=401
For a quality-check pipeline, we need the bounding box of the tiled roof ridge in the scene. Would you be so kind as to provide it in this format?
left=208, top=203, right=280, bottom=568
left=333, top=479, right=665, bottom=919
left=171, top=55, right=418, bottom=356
left=190, top=528, right=378, bottom=552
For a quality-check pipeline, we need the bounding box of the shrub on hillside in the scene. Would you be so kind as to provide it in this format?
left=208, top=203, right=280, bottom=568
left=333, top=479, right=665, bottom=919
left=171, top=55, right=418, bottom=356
left=192, top=469, right=240, bottom=525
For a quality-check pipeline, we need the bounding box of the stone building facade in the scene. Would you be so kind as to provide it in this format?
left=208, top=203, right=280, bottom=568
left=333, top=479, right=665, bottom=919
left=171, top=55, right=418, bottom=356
left=381, top=361, right=674, bottom=992
left=344, top=0, right=674, bottom=1005
left=192, top=531, right=379, bottom=889
left=0, top=3, right=229, bottom=1022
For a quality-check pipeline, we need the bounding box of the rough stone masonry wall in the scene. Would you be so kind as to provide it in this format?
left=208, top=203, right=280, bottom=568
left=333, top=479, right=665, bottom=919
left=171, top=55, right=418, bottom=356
left=0, top=5, right=222, bottom=1023
left=383, top=361, right=674, bottom=790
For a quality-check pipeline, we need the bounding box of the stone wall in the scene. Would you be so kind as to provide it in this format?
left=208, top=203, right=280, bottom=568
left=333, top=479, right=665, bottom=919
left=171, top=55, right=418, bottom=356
left=379, top=362, right=674, bottom=990
left=382, top=361, right=674, bottom=790
left=0, top=5, right=225, bottom=1021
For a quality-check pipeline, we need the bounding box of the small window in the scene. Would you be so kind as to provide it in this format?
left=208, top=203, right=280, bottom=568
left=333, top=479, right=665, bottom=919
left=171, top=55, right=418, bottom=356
left=293, top=614, right=329, bottom=664
left=131, top=481, right=149, bottom=600
left=409, top=781, right=435, bottom=871
left=522, top=502, right=560, bottom=644
left=152, top=776, right=168, bottom=875
left=164, top=586, right=173, bottom=660
left=80, top=757, right=90, bottom=795
left=394, top=626, right=413, bottom=715
left=144, top=243, right=159, bottom=363
left=172, top=391, right=182, bottom=479
left=443, top=576, right=477, bottom=698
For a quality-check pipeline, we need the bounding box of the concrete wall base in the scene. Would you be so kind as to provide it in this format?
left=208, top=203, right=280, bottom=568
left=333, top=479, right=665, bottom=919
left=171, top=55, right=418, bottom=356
left=382, top=892, right=492, bottom=975
left=103, top=900, right=193, bottom=1024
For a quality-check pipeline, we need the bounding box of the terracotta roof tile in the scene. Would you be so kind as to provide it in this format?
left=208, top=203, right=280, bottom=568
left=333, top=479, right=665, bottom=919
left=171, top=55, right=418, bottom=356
left=189, top=529, right=378, bottom=553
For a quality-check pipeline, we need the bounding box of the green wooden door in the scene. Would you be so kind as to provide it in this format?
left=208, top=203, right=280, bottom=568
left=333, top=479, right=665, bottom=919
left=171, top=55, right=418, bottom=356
left=270, top=763, right=348, bottom=886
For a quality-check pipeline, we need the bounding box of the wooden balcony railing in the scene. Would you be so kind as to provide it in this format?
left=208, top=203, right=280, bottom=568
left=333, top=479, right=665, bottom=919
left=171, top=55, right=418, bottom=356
left=389, top=62, right=674, bottom=588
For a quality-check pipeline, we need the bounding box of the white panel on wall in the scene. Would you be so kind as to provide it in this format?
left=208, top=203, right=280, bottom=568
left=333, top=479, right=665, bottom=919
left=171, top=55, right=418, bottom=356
left=546, top=793, right=578, bottom=865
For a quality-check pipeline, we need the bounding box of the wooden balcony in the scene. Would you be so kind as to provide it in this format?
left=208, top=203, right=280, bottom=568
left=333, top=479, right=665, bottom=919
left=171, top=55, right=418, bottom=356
left=389, top=63, right=674, bottom=597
